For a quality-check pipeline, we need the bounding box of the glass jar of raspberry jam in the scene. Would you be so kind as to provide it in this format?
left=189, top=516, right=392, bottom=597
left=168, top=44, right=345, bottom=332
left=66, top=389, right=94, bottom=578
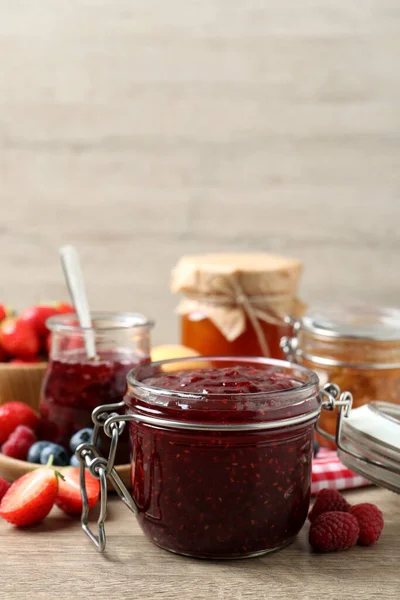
left=281, top=305, right=400, bottom=449
left=171, top=253, right=305, bottom=360
left=40, top=312, right=153, bottom=462
left=96, top=356, right=321, bottom=558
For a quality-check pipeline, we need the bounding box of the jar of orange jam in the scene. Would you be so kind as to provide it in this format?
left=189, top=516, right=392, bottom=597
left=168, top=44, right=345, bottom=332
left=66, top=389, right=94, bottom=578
left=171, top=253, right=305, bottom=360
left=281, top=305, right=400, bottom=448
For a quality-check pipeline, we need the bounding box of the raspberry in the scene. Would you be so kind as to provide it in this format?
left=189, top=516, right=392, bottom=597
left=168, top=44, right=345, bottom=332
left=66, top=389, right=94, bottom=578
left=308, top=488, right=351, bottom=522
left=350, top=503, right=384, bottom=546
left=309, top=511, right=360, bottom=552
left=0, top=476, right=11, bottom=502
left=1, top=425, right=37, bottom=461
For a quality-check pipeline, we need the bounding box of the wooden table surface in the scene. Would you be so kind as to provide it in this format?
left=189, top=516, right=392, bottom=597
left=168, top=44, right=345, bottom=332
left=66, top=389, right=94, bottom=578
left=0, top=486, right=398, bottom=600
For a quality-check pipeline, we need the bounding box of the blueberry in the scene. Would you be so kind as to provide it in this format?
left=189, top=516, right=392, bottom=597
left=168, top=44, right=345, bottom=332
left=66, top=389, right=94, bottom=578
left=40, top=443, right=70, bottom=466
left=69, top=428, right=94, bottom=454
left=27, top=441, right=49, bottom=464
left=70, top=454, right=81, bottom=467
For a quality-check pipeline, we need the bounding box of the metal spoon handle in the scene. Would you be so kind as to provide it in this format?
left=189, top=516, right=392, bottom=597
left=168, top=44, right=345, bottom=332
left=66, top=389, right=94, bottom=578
left=59, top=245, right=97, bottom=359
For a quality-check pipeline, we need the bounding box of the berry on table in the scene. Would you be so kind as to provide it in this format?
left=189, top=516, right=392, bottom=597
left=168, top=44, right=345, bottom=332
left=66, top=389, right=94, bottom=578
left=309, top=511, right=360, bottom=552
left=27, top=441, right=50, bottom=464
left=39, top=443, right=69, bottom=467
left=308, top=488, right=351, bottom=522
left=0, top=477, right=11, bottom=502
left=55, top=467, right=100, bottom=515
left=1, top=426, right=37, bottom=461
left=351, top=503, right=384, bottom=546
left=0, top=402, right=39, bottom=445
left=0, top=464, right=60, bottom=526
left=69, top=428, right=94, bottom=454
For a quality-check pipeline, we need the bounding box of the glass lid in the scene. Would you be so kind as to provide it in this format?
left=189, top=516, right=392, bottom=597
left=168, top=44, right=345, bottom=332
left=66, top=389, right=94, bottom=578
left=302, top=305, right=400, bottom=341
left=338, top=402, right=400, bottom=494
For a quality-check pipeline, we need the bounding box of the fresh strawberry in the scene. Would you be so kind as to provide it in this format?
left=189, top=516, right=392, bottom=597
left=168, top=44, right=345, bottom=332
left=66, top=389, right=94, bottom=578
left=0, top=464, right=59, bottom=526
left=0, top=318, right=40, bottom=359
left=1, top=425, right=37, bottom=460
left=55, top=467, right=100, bottom=515
left=20, top=305, right=59, bottom=341
left=0, top=304, right=14, bottom=323
left=54, top=302, right=74, bottom=315
left=0, top=401, right=39, bottom=444
left=10, top=357, right=42, bottom=365
left=0, top=477, right=11, bottom=502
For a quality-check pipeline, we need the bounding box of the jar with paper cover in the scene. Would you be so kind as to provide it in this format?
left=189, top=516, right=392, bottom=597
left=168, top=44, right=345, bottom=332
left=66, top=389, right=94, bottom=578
left=171, top=253, right=305, bottom=359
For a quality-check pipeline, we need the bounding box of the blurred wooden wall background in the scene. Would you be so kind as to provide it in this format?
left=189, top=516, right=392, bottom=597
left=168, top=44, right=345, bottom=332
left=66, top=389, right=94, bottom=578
left=1, top=1, right=399, bottom=343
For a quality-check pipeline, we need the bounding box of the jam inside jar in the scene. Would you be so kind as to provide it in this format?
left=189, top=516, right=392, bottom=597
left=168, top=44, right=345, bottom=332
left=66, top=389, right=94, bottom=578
left=182, top=312, right=292, bottom=360
left=40, top=312, right=153, bottom=462
left=282, top=305, right=400, bottom=449
left=125, top=356, right=320, bottom=559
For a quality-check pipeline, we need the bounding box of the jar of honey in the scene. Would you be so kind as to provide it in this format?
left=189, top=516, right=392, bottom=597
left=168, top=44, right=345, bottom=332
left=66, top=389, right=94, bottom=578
left=281, top=305, right=400, bottom=447
left=171, top=253, right=304, bottom=360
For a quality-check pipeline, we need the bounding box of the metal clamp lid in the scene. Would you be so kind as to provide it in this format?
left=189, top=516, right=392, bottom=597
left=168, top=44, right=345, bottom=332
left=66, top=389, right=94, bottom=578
left=75, top=402, right=138, bottom=552
left=317, top=384, right=400, bottom=491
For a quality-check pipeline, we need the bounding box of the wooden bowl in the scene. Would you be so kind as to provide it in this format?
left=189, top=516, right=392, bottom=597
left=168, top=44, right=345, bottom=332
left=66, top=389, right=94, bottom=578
left=0, top=362, right=131, bottom=490
left=0, top=361, right=48, bottom=408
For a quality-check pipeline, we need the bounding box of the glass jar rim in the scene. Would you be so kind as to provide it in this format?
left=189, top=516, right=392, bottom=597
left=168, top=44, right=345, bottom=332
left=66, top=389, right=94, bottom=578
left=301, top=304, right=400, bottom=342
left=46, top=311, right=154, bottom=332
left=127, top=355, right=319, bottom=402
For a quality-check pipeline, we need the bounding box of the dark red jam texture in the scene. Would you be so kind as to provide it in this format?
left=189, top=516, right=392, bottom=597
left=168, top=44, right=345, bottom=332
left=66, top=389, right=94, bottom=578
left=40, top=351, right=146, bottom=461
left=127, top=365, right=316, bottom=558
left=143, top=366, right=301, bottom=395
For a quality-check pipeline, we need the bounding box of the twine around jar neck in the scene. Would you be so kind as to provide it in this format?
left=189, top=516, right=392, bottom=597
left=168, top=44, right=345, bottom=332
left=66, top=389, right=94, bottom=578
left=185, top=279, right=291, bottom=357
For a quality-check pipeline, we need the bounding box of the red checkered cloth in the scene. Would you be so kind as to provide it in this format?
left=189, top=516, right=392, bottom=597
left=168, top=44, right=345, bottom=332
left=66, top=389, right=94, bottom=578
left=311, top=448, right=370, bottom=495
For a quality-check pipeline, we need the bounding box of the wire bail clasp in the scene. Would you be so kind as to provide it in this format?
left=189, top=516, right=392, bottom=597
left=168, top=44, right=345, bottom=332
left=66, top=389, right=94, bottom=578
left=280, top=318, right=301, bottom=362
left=316, top=383, right=353, bottom=446
left=75, top=401, right=138, bottom=553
